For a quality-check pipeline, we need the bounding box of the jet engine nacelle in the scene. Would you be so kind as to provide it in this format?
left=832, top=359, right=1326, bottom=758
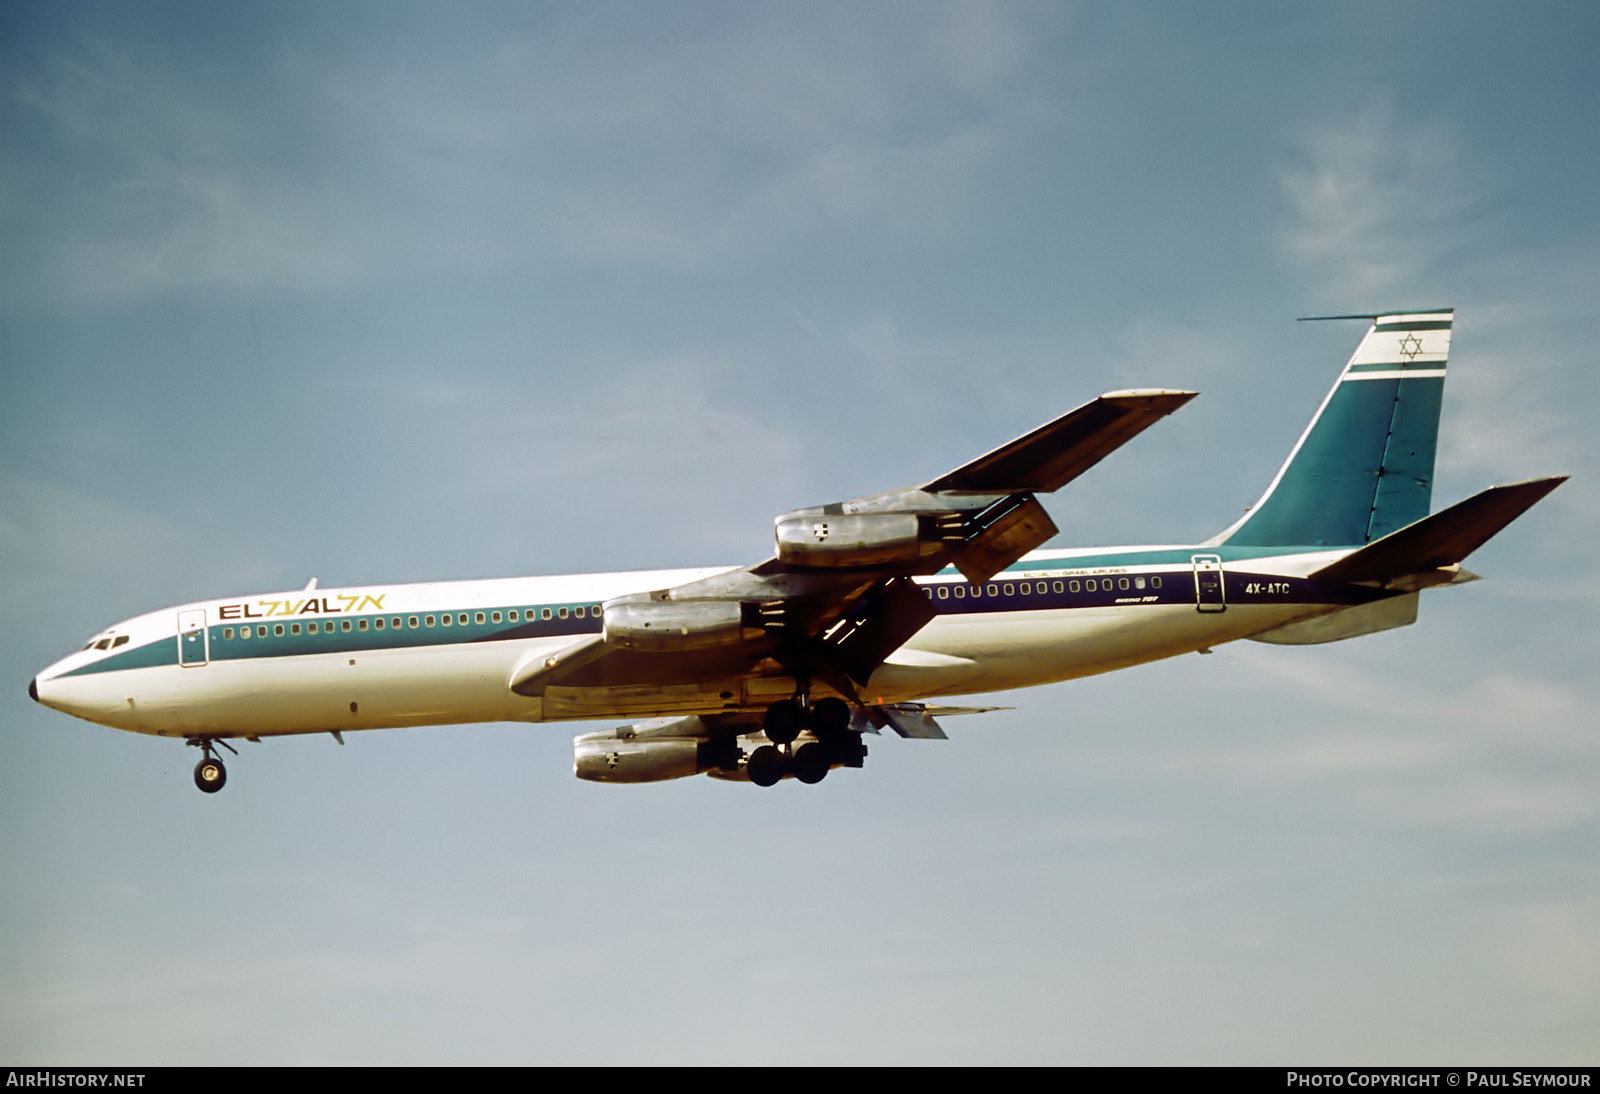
left=574, top=737, right=705, bottom=783
left=573, top=717, right=738, bottom=783
left=602, top=597, right=763, bottom=652
left=773, top=510, right=963, bottom=569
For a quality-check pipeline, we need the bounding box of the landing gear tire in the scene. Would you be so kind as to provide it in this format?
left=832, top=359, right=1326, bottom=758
left=763, top=700, right=805, bottom=746
left=792, top=741, right=830, bottom=785
left=747, top=744, right=787, bottom=787
left=811, top=696, right=851, bottom=735
left=194, top=756, right=227, bottom=794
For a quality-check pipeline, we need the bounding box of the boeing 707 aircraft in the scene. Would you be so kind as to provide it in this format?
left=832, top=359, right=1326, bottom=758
left=30, top=310, right=1565, bottom=793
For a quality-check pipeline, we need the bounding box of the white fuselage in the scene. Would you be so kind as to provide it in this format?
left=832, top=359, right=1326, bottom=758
left=33, top=544, right=1350, bottom=742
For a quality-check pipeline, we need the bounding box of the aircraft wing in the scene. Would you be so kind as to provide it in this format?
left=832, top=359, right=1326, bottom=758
left=922, top=389, right=1198, bottom=494
left=511, top=389, right=1195, bottom=707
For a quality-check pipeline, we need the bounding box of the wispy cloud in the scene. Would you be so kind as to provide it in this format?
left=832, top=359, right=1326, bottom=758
left=4, top=45, right=360, bottom=302
left=1495, top=901, right=1600, bottom=1002
left=1277, top=100, right=1466, bottom=302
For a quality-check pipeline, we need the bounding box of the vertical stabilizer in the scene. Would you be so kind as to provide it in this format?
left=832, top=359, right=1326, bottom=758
left=1218, top=310, right=1453, bottom=548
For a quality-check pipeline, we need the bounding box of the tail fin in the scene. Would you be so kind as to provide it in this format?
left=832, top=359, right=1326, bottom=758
left=1217, top=309, right=1453, bottom=548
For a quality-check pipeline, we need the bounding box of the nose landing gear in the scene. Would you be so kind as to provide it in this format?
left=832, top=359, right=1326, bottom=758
left=186, top=737, right=237, bottom=794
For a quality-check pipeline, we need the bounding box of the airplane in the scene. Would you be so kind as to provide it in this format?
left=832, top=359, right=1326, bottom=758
left=30, top=309, right=1566, bottom=794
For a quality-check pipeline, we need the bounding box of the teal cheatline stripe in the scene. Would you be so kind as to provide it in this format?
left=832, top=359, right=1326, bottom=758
left=1346, top=361, right=1447, bottom=372
left=61, top=636, right=177, bottom=676
left=1374, top=320, right=1453, bottom=332
left=932, top=544, right=1329, bottom=577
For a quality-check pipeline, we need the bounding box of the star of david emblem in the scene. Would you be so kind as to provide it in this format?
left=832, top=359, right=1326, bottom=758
left=1398, top=333, right=1424, bottom=361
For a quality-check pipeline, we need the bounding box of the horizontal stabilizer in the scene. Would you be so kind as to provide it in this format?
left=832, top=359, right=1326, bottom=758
left=922, top=389, right=1196, bottom=495
left=1312, top=476, right=1566, bottom=584
left=850, top=702, right=1009, bottom=739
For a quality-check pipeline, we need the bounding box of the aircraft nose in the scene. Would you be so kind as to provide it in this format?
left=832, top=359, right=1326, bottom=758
left=29, top=676, right=38, bottom=702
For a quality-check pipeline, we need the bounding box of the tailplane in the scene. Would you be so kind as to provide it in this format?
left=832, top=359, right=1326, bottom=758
left=1217, top=309, right=1453, bottom=548
left=1311, top=476, right=1567, bottom=585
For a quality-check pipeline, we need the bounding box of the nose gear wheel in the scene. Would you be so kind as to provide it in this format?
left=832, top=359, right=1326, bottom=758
left=186, top=737, right=237, bottom=794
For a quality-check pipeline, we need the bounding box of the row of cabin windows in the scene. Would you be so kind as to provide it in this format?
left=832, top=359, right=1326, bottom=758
left=926, top=575, right=1164, bottom=601
left=218, top=605, right=601, bottom=641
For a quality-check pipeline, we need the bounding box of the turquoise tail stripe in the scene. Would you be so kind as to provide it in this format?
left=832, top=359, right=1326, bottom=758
left=1223, top=317, right=1449, bottom=549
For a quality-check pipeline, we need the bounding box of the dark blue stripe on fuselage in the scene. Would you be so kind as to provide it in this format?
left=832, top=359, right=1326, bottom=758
left=923, top=569, right=1387, bottom=616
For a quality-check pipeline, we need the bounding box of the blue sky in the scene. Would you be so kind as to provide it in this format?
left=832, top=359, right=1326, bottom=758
left=3, top=1, right=1597, bottom=1064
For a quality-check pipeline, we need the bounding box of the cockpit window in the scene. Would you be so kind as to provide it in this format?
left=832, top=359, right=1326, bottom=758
left=94, top=638, right=112, bottom=650
left=112, top=635, right=129, bottom=648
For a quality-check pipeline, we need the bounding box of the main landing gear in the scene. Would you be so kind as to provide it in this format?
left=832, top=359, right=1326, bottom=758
left=746, top=694, right=863, bottom=787
left=187, top=737, right=237, bottom=794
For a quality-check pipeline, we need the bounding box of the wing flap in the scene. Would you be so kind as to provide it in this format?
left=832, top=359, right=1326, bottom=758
left=948, top=494, right=1059, bottom=584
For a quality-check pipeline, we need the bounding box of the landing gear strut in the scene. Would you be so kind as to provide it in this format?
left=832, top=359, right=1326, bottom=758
left=186, top=737, right=237, bottom=794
